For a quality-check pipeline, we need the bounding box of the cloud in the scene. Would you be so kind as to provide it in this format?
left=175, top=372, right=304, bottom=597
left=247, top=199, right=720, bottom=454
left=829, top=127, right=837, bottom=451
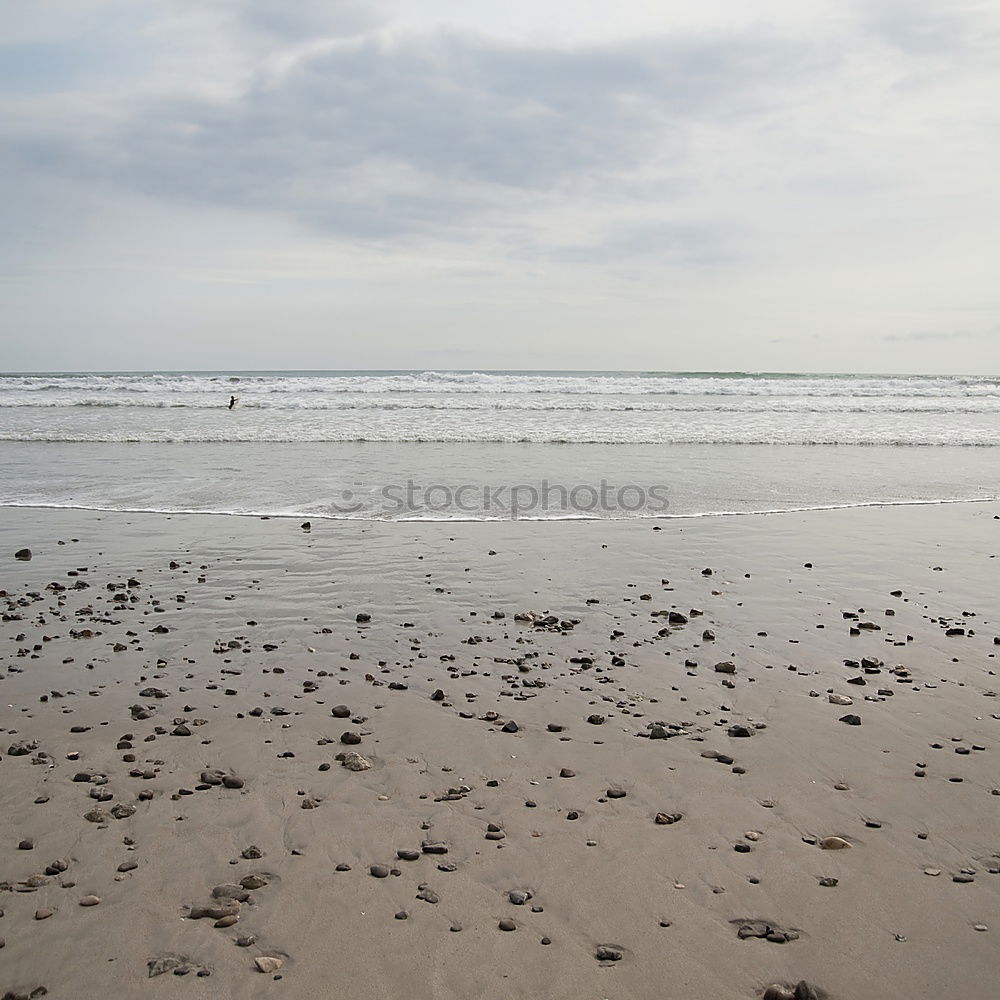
left=4, top=27, right=834, bottom=244
left=884, top=329, right=993, bottom=342
left=859, top=0, right=997, bottom=56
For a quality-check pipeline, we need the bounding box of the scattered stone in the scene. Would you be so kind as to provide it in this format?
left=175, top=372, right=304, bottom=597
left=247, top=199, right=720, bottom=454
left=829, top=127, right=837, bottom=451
left=595, top=945, right=623, bottom=962
left=819, top=837, right=852, bottom=850
left=254, top=956, right=284, bottom=974
left=148, top=956, right=185, bottom=978
left=340, top=751, right=371, bottom=771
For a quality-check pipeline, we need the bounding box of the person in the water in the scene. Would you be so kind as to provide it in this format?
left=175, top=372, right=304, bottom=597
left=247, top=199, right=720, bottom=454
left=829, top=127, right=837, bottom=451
left=228, top=395, right=238, bottom=410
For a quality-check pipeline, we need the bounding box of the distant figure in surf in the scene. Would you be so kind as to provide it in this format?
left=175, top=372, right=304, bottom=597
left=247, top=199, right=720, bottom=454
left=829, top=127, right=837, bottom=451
left=228, top=395, right=238, bottom=410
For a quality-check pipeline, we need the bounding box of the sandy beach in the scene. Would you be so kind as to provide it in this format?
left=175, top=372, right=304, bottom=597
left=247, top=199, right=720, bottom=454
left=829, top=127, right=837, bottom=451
left=2, top=501, right=999, bottom=1000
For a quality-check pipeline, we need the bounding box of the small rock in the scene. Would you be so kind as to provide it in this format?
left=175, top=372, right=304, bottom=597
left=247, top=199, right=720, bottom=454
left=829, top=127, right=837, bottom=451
left=595, top=945, right=623, bottom=962
left=819, top=836, right=851, bottom=850
left=341, top=751, right=372, bottom=771
left=254, top=956, right=284, bottom=974
left=148, top=955, right=184, bottom=978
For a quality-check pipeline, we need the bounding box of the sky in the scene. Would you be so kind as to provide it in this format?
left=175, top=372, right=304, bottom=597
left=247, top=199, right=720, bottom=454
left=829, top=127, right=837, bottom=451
left=1, top=0, right=999, bottom=374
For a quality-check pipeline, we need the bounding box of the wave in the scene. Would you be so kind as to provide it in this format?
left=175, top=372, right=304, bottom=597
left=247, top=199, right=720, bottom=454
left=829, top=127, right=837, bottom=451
left=3, top=370, right=1000, bottom=400
left=0, top=397, right=996, bottom=414
left=1, top=496, right=995, bottom=523
left=1, top=434, right=998, bottom=446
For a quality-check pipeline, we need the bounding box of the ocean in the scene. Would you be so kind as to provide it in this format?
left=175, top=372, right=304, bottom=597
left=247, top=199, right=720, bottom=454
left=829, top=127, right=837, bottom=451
left=0, top=370, right=997, bottom=520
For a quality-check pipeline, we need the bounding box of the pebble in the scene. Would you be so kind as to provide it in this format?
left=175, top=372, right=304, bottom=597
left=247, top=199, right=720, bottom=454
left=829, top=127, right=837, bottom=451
left=79, top=895, right=101, bottom=907
left=498, top=918, right=517, bottom=931
left=819, top=836, right=852, bottom=850
left=341, top=751, right=372, bottom=771
left=254, top=956, right=284, bottom=973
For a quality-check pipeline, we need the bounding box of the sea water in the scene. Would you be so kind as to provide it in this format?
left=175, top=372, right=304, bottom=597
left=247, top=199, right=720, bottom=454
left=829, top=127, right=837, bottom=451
left=0, top=371, right=997, bottom=520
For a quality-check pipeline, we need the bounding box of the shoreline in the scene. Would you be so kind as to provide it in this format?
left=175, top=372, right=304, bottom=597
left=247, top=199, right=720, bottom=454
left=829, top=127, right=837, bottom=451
left=1, top=493, right=998, bottom=525
left=1, top=502, right=999, bottom=999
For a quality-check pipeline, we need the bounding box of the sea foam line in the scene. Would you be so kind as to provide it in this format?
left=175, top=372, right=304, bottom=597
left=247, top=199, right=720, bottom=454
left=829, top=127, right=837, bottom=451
left=0, top=496, right=996, bottom=524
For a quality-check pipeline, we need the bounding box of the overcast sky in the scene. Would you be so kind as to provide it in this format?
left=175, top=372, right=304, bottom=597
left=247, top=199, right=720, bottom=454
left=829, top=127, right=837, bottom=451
left=2, top=0, right=999, bottom=373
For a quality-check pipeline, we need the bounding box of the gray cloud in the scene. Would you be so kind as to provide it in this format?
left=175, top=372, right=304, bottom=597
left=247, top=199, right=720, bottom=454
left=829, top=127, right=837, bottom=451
left=231, top=0, right=385, bottom=40
left=884, top=329, right=992, bottom=342
left=860, top=0, right=994, bottom=56
left=547, top=220, right=738, bottom=267
left=7, top=29, right=834, bottom=243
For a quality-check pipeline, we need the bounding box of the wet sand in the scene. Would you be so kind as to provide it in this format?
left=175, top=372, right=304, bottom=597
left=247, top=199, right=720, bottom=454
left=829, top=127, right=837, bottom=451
left=1, top=502, right=999, bottom=1000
